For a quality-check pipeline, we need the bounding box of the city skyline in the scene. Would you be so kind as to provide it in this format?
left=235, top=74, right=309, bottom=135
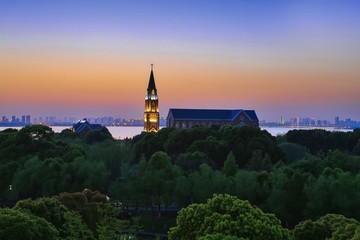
left=1, top=113, right=358, bottom=126
left=1, top=1, right=360, bottom=121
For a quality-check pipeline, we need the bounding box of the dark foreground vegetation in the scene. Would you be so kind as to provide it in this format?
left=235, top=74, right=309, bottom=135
left=1, top=125, right=360, bottom=239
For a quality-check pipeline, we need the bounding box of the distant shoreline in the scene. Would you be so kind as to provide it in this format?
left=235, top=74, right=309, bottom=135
left=0, top=125, right=355, bottom=140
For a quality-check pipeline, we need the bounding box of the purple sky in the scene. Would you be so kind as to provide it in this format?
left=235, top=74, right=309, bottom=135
left=1, top=1, right=359, bottom=121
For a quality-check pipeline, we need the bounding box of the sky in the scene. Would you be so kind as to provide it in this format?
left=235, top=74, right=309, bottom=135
left=1, top=0, right=359, bottom=122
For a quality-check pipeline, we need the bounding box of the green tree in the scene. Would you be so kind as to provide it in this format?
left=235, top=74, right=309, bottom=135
left=173, top=174, right=191, bottom=207
left=323, top=150, right=360, bottom=174
left=286, top=129, right=331, bottom=154
left=353, top=139, right=360, bottom=155
left=61, top=155, right=109, bottom=193
left=292, top=219, right=331, bottom=240
left=265, top=167, right=310, bottom=227
left=186, top=136, right=228, bottom=169
left=15, top=125, right=64, bottom=159
left=0, top=128, right=18, bottom=163
left=132, top=127, right=176, bottom=161
left=246, top=150, right=272, bottom=171
left=219, top=125, right=283, bottom=167
left=176, top=151, right=215, bottom=171
left=199, top=233, right=247, bottom=240
left=278, top=142, right=308, bottom=164
left=0, top=208, right=59, bottom=240
left=233, top=170, right=264, bottom=204
left=12, top=156, right=45, bottom=198
left=320, top=214, right=360, bottom=240
left=14, top=197, right=94, bottom=239
left=56, top=128, right=81, bottom=143
left=293, top=214, right=360, bottom=240
left=305, top=168, right=360, bottom=219
left=164, top=126, right=210, bottom=156
left=168, top=194, right=290, bottom=240
left=86, top=141, right=132, bottom=181
left=189, top=164, right=228, bottom=203
left=85, top=127, right=113, bottom=144
left=56, top=189, right=124, bottom=238
left=222, top=151, right=238, bottom=177
left=0, top=161, right=19, bottom=200
left=143, top=151, right=177, bottom=215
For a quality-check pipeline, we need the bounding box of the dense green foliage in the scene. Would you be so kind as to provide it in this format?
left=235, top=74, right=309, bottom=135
left=0, top=208, right=59, bottom=240
left=1, top=124, right=360, bottom=238
left=293, top=214, right=360, bottom=240
left=56, top=189, right=124, bottom=238
left=168, top=194, right=290, bottom=240
left=0, top=190, right=129, bottom=240
left=198, top=234, right=247, bottom=240
left=286, top=129, right=360, bottom=155
left=14, top=197, right=94, bottom=239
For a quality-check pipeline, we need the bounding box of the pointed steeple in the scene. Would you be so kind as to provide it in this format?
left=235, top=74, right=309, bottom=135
left=147, top=64, right=157, bottom=95
left=144, top=64, right=159, bottom=132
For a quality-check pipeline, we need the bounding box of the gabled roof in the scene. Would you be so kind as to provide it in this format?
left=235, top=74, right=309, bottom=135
left=244, top=110, right=258, bottom=121
left=73, top=119, right=103, bottom=133
left=168, top=109, right=258, bottom=121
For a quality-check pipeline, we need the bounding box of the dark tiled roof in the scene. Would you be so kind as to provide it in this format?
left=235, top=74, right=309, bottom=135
left=73, top=119, right=103, bottom=133
left=169, top=109, right=258, bottom=121
left=244, top=110, right=258, bottom=121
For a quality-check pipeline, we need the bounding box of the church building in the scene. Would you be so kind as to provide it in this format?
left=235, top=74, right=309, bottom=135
left=166, top=108, right=259, bottom=129
left=143, top=65, right=159, bottom=132
left=73, top=118, right=105, bottom=136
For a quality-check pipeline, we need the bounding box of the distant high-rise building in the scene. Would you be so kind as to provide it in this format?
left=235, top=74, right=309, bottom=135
left=289, top=118, right=297, bottom=125
left=26, top=115, right=31, bottom=124
left=2, top=116, right=8, bottom=123
left=335, top=116, right=339, bottom=126
left=280, top=116, right=286, bottom=125
left=143, top=64, right=159, bottom=132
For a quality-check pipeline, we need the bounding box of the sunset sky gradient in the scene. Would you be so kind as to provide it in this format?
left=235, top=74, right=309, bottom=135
left=1, top=1, right=359, bottom=121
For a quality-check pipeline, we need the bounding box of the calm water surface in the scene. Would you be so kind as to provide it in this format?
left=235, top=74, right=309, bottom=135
left=0, top=126, right=352, bottom=139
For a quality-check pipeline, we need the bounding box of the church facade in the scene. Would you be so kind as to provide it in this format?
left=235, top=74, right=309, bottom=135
left=166, top=108, right=259, bottom=129
left=143, top=65, right=159, bottom=132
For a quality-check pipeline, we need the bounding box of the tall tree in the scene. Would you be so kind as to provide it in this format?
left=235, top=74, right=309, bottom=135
left=143, top=151, right=177, bottom=215
left=168, top=194, right=290, bottom=240
left=222, top=151, right=238, bottom=177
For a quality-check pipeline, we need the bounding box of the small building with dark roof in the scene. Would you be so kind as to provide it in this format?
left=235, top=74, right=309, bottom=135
left=166, top=109, right=259, bottom=129
left=73, top=119, right=105, bottom=136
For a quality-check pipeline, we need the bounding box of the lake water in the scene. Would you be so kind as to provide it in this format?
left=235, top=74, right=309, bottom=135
left=0, top=126, right=143, bottom=140
left=0, top=126, right=353, bottom=139
left=262, top=126, right=352, bottom=137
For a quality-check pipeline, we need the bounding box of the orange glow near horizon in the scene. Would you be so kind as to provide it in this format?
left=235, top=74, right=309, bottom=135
left=1, top=46, right=360, bottom=120
left=1, top=55, right=360, bottom=113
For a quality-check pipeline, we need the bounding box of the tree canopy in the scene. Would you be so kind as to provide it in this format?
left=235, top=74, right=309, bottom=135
left=1, top=125, right=360, bottom=238
left=168, top=194, right=290, bottom=240
left=0, top=208, right=59, bottom=240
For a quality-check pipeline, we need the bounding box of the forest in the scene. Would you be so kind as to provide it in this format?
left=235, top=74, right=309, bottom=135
left=1, top=124, right=360, bottom=239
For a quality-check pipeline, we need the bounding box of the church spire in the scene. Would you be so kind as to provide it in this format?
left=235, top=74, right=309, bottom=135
left=144, top=64, right=159, bottom=132
left=147, top=64, right=157, bottom=95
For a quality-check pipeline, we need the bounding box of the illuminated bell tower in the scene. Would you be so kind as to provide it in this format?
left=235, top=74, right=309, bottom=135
left=144, top=64, right=159, bottom=132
